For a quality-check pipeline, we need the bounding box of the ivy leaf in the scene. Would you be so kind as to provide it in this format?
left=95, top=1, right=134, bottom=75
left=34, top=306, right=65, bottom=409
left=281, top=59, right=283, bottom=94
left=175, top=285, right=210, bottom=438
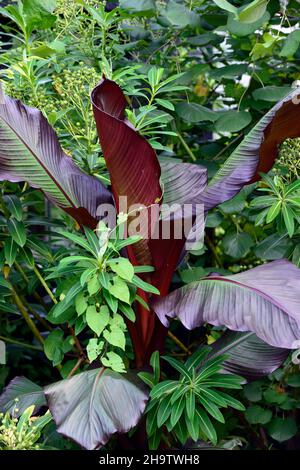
left=86, top=338, right=103, bottom=362
left=86, top=305, right=110, bottom=337
left=102, top=352, right=126, bottom=373
left=103, top=327, right=126, bottom=350
left=109, top=277, right=130, bottom=304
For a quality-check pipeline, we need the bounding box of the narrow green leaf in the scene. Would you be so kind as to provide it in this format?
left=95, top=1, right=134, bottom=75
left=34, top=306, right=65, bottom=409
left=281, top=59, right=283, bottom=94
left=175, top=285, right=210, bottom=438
left=7, top=218, right=26, bottom=247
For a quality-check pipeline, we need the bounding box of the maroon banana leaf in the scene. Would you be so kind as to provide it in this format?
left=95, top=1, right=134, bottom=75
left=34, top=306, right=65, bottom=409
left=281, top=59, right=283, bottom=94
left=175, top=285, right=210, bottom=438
left=92, top=79, right=208, bottom=361
left=0, top=95, right=112, bottom=228
left=199, top=87, right=300, bottom=210
left=44, top=367, right=148, bottom=450
left=207, top=331, right=289, bottom=381
left=152, top=260, right=300, bottom=349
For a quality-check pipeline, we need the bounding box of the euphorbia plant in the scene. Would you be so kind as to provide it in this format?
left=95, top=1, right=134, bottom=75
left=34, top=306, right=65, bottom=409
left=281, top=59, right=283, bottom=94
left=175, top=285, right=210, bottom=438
left=1, top=76, right=300, bottom=449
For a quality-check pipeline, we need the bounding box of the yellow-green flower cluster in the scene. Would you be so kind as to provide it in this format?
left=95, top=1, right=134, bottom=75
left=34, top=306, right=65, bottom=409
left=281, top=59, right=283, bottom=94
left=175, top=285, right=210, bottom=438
left=53, top=64, right=99, bottom=105
left=0, top=409, right=40, bottom=450
left=277, top=137, right=300, bottom=181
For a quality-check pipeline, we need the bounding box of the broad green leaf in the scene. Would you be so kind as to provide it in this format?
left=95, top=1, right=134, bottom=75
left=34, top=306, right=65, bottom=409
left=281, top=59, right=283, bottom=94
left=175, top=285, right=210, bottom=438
left=253, top=86, right=291, bottom=102
left=176, top=102, right=218, bottom=124
left=227, top=11, right=270, bottom=36
left=162, top=356, right=192, bottom=381
left=213, top=0, right=237, bottom=14
left=267, top=417, right=297, bottom=442
left=280, top=30, right=300, bottom=58
left=245, top=405, right=272, bottom=424
left=87, top=275, right=101, bottom=296
left=215, top=111, right=252, bottom=133
left=185, top=390, right=195, bottom=421
left=237, top=0, right=268, bottom=24
left=222, top=231, right=253, bottom=259
left=163, top=0, right=200, bottom=28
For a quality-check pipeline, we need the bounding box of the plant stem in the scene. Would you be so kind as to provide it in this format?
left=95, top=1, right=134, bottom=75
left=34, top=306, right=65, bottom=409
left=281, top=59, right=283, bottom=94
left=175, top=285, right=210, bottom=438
left=212, top=133, right=243, bottom=161
left=167, top=331, right=190, bottom=355
left=33, top=265, right=58, bottom=304
left=10, top=286, right=44, bottom=346
left=0, top=335, right=43, bottom=351
left=67, top=357, right=85, bottom=379
left=68, top=325, right=85, bottom=359
left=204, top=234, right=222, bottom=268
left=21, top=296, right=53, bottom=332
left=14, top=261, right=49, bottom=310
left=176, top=130, right=197, bottom=162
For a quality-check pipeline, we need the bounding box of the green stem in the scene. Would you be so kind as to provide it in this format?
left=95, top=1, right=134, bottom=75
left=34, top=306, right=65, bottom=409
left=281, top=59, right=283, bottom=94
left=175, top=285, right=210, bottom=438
left=14, top=261, right=49, bottom=310
left=176, top=130, right=197, bottom=162
left=33, top=265, right=58, bottom=304
left=205, top=234, right=222, bottom=268
left=10, top=285, right=44, bottom=346
left=21, top=296, right=53, bottom=332
left=0, top=335, right=42, bottom=351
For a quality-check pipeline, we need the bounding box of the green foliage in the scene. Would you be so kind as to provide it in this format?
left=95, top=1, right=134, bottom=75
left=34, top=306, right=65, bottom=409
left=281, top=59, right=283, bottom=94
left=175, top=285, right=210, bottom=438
left=139, top=350, right=245, bottom=449
left=46, top=220, right=156, bottom=372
